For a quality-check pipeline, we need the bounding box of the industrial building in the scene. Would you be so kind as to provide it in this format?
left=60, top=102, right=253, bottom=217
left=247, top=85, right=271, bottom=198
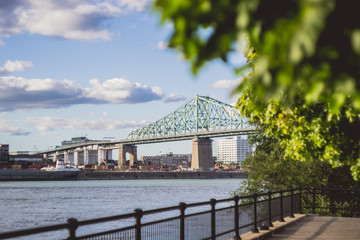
left=141, top=152, right=191, bottom=169
left=0, top=144, right=9, bottom=162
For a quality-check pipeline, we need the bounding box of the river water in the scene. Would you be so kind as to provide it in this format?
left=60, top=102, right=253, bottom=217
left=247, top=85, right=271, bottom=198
left=0, top=178, right=245, bottom=238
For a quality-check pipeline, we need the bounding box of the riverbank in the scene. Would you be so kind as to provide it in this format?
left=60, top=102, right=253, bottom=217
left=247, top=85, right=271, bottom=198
left=0, top=169, right=79, bottom=181
left=78, top=170, right=247, bottom=180
left=0, top=169, right=247, bottom=181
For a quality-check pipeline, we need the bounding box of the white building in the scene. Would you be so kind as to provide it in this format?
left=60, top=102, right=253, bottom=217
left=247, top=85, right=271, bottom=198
left=217, top=136, right=252, bottom=164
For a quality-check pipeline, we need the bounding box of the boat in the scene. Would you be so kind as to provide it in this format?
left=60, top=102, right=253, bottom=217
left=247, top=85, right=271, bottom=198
left=41, top=160, right=80, bottom=172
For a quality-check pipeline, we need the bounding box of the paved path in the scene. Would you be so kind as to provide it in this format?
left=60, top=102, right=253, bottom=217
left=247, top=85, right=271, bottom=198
left=268, top=215, right=360, bottom=240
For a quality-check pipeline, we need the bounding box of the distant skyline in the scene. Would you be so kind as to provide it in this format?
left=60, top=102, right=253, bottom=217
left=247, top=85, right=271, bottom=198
left=0, top=0, right=247, bottom=157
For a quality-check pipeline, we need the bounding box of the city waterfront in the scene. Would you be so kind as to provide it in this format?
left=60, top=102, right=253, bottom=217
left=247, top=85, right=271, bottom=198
left=0, top=178, right=244, bottom=238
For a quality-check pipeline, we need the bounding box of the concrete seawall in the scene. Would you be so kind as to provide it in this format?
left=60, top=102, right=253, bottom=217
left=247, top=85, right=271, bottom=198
left=0, top=169, right=247, bottom=181
left=77, top=170, right=248, bottom=180
left=0, top=169, right=79, bottom=181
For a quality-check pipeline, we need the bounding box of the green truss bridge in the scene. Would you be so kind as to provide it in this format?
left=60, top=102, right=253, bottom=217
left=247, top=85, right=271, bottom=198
left=126, top=95, right=255, bottom=141
left=41, top=95, right=257, bottom=171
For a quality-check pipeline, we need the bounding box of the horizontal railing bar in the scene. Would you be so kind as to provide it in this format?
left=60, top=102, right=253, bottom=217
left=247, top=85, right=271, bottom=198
left=142, top=205, right=180, bottom=215
left=216, top=197, right=236, bottom=203
left=215, top=206, right=234, bottom=212
left=185, top=210, right=212, bottom=218
left=239, top=202, right=254, bottom=208
left=0, top=223, right=70, bottom=239
left=258, top=199, right=269, bottom=204
left=141, top=216, right=180, bottom=227
left=78, top=212, right=135, bottom=226
left=185, top=200, right=213, bottom=208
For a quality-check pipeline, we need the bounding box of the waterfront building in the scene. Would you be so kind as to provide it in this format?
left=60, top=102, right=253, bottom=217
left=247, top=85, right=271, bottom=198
left=0, top=144, right=9, bottom=162
left=9, top=151, right=43, bottom=162
left=9, top=151, right=44, bottom=169
left=141, top=152, right=191, bottom=168
left=216, top=136, right=252, bottom=164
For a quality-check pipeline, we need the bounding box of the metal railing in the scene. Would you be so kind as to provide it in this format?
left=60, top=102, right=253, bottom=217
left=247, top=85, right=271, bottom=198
left=301, top=187, right=360, bottom=217
left=0, top=188, right=357, bottom=240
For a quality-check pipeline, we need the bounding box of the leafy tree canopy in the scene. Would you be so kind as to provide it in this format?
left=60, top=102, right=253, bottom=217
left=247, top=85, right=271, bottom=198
left=153, top=0, right=360, bottom=179
left=233, top=130, right=360, bottom=211
left=232, top=130, right=331, bottom=195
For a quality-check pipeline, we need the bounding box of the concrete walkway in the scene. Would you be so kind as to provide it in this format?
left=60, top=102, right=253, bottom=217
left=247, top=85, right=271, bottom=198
left=240, top=215, right=360, bottom=240
left=268, top=215, right=360, bottom=240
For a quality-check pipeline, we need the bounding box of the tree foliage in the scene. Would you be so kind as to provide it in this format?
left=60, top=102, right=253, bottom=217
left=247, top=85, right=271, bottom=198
left=238, top=90, right=360, bottom=179
left=153, top=0, right=360, bottom=180
left=232, top=131, right=331, bottom=196
left=233, top=130, right=360, bottom=197
left=154, top=0, right=360, bottom=111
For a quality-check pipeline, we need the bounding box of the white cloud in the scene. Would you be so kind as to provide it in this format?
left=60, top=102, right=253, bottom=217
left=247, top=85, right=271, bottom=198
left=0, top=76, right=84, bottom=111
left=117, top=0, right=153, bottom=11
left=0, top=60, right=34, bottom=74
left=157, top=41, right=168, bottom=50
left=210, top=78, right=243, bottom=89
left=0, top=114, right=31, bottom=135
left=164, top=93, right=186, bottom=103
left=0, top=76, right=164, bottom=112
left=85, top=78, right=164, bottom=104
left=26, top=117, right=148, bottom=134
left=0, top=0, right=152, bottom=43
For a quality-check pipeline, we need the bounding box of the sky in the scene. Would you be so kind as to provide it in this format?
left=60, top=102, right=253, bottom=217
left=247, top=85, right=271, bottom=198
left=0, top=0, right=247, bottom=157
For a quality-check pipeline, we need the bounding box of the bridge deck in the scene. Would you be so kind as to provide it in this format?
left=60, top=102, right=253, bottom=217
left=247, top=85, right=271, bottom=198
left=244, top=215, right=360, bottom=240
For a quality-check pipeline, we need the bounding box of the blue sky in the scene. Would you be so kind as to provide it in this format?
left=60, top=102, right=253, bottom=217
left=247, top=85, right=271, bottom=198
left=0, top=0, right=246, bottom=157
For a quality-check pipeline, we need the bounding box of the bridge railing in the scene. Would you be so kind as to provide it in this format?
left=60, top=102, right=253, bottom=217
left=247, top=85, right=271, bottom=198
left=1, top=188, right=358, bottom=240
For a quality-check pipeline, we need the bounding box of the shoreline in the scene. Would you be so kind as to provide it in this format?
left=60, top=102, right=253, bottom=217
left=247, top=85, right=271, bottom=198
left=78, top=170, right=247, bottom=180
left=0, top=169, right=247, bottom=181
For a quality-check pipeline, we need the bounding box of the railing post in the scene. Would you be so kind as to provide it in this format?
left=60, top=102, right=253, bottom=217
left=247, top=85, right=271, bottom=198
left=210, top=198, right=217, bottom=240
left=67, top=218, right=78, bottom=240
left=135, top=208, right=143, bottom=240
left=233, top=196, right=241, bottom=240
left=252, top=194, right=259, bottom=233
left=280, top=190, right=285, bottom=222
left=290, top=188, right=295, bottom=218
left=312, top=187, right=316, bottom=214
left=267, top=191, right=273, bottom=227
left=179, top=202, right=187, bottom=240
left=299, top=188, right=303, bottom=214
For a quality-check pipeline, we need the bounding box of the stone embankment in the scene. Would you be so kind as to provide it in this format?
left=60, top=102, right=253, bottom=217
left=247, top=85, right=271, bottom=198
left=77, top=170, right=247, bottom=180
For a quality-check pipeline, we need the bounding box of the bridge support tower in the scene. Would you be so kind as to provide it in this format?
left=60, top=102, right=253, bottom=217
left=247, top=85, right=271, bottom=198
left=119, top=144, right=137, bottom=167
left=191, top=137, right=213, bottom=171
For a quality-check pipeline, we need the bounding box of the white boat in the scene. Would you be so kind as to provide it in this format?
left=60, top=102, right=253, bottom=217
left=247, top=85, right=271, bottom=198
left=41, top=160, right=80, bottom=172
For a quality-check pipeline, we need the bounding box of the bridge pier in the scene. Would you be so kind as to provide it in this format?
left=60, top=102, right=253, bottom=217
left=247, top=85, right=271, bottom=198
left=64, top=152, right=69, bottom=164
left=119, top=144, right=137, bottom=167
left=53, top=152, right=59, bottom=162
left=44, top=146, right=113, bottom=167
left=191, top=137, right=213, bottom=171
left=74, top=151, right=79, bottom=166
